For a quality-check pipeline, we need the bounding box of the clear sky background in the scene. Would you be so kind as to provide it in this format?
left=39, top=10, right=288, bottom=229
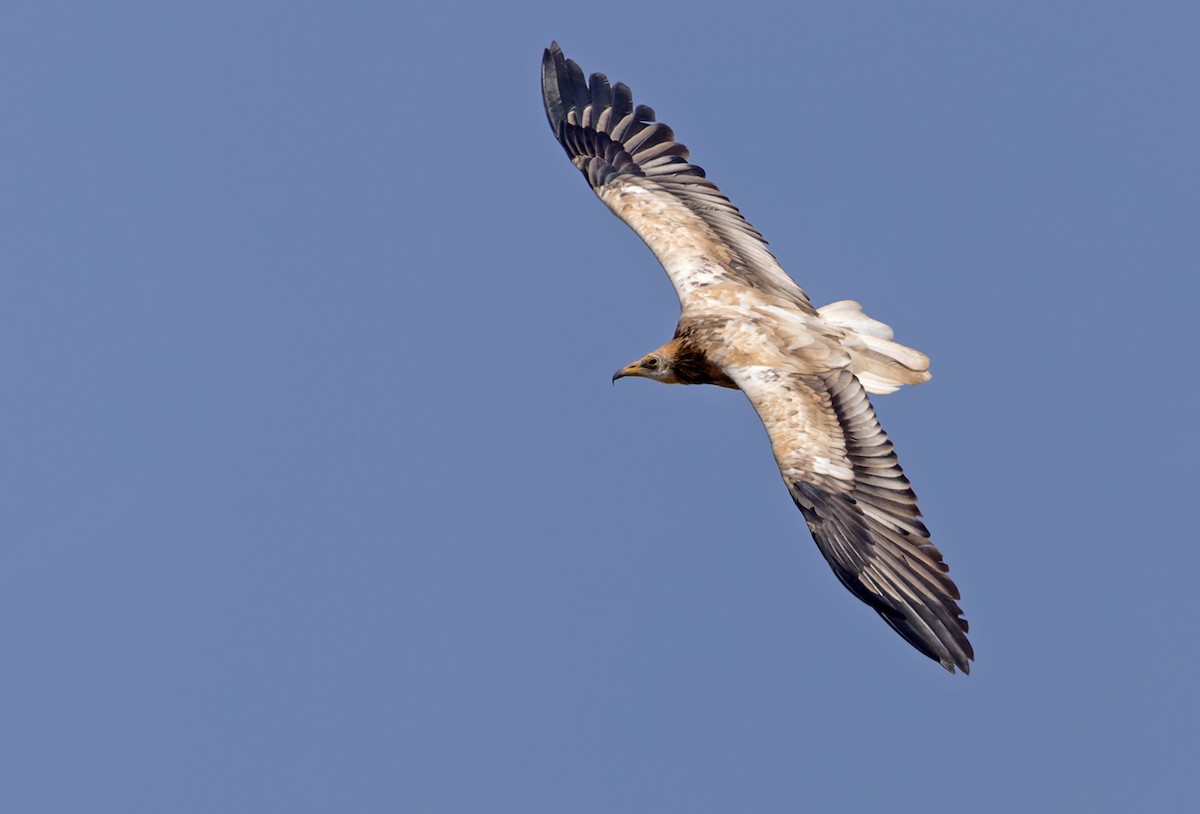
left=3, top=2, right=1198, bottom=811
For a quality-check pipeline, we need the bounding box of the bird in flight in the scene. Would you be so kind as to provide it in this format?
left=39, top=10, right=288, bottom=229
left=541, top=43, right=973, bottom=673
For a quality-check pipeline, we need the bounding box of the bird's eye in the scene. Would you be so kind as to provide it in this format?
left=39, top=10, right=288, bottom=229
left=643, top=357, right=659, bottom=369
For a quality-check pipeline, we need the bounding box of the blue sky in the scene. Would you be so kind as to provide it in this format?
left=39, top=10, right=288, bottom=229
left=3, top=2, right=1198, bottom=811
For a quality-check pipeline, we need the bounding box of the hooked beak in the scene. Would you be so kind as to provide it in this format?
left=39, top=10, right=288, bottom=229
left=612, top=363, right=638, bottom=384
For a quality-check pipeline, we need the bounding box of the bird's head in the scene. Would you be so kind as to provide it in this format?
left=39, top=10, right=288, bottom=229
left=612, top=348, right=682, bottom=384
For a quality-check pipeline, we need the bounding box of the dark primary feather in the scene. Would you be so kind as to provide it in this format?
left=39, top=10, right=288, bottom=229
left=540, top=42, right=816, bottom=314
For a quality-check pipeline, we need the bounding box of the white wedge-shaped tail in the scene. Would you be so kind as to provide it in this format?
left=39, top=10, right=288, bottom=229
left=818, top=300, right=931, bottom=395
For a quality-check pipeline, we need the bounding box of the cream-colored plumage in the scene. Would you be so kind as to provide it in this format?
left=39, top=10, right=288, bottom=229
left=543, top=43, right=972, bottom=673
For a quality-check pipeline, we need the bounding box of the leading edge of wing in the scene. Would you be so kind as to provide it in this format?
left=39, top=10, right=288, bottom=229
left=541, top=42, right=816, bottom=314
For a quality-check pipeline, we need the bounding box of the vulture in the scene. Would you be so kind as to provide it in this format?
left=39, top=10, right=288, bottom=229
left=541, top=43, right=973, bottom=673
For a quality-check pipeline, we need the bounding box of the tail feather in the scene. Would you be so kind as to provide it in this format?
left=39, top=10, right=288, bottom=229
left=818, top=300, right=930, bottom=395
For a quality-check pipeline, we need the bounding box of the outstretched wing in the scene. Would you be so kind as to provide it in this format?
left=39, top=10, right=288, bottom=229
left=729, top=363, right=974, bottom=673
left=541, top=42, right=816, bottom=315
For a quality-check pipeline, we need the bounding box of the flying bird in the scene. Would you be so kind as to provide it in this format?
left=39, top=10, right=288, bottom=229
left=541, top=43, right=973, bottom=673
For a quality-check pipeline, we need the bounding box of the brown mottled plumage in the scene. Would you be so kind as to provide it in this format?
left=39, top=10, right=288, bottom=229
left=542, top=43, right=973, bottom=673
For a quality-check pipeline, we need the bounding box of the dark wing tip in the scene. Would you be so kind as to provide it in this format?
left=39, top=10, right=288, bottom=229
left=793, top=479, right=974, bottom=675
left=539, top=43, right=707, bottom=190
left=634, top=103, right=656, bottom=121
left=541, top=41, right=572, bottom=136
